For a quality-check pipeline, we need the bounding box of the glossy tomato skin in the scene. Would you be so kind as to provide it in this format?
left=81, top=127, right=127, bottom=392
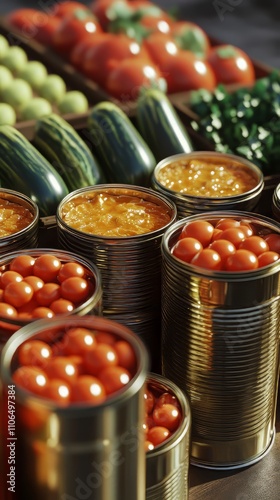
left=51, top=1, right=89, bottom=18
left=170, top=20, right=210, bottom=58
left=164, top=51, right=217, bottom=93
left=180, top=220, right=215, bottom=247
left=143, top=33, right=179, bottom=73
left=69, top=33, right=107, bottom=71
left=172, top=237, right=203, bottom=263
left=207, top=44, right=255, bottom=85
left=90, top=0, right=123, bottom=30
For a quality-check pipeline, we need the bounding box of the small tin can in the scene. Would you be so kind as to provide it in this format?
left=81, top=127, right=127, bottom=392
left=161, top=211, right=280, bottom=469
left=0, top=188, right=39, bottom=254
left=152, top=151, right=264, bottom=218
left=0, top=248, right=102, bottom=350
left=145, top=373, right=191, bottom=500
left=0, top=315, right=149, bottom=500
left=56, top=184, right=177, bottom=369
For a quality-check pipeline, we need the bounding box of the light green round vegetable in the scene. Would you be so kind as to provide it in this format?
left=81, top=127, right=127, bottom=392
left=1, top=78, right=33, bottom=111
left=18, top=61, right=48, bottom=90
left=20, top=97, right=53, bottom=121
left=38, top=74, right=66, bottom=104
left=1, top=46, right=28, bottom=74
left=58, top=91, right=89, bottom=114
left=0, top=35, right=9, bottom=62
left=0, top=103, right=17, bottom=126
left=0, top=65, right=13, bottom=94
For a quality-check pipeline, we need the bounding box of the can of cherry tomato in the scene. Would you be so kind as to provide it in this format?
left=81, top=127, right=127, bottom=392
left=145, top=373, right=191, bottom=500
left=0, top=188, right=39, bottom=254
left=0, top=314, right=149, bottom=500
left=56, top=184, right=177, bottom=371
left=161, top=210, right=280, bottom=469
left=151, top=151, right=264, bottom=218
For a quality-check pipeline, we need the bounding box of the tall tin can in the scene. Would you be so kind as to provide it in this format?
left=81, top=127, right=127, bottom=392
left=0, top=315, right=149, bottom=500
left=145, top=373, right=191, bottom=500
left=161, top=211, right=280, bottom=469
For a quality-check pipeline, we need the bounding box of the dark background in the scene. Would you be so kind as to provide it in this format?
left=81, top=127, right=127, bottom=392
left=0, top=0, right=280, bottom=68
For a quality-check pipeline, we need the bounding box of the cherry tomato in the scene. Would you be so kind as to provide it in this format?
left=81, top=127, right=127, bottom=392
left=144, top=440, right=155, bottom=452
left=170, top=20, right=210, bottom=58
left=63, top=327, right=96, bottom=355
left=84, top=343, right=118, bottom=376
left=225, top=249, right=258, bottom=271
left=238, top=224, right=255, bottom=238
left=0, top=302, right=17, bottom=319
left=60, top=277, right=91, bottom=303
left=43, top=378, right=71, bottom=404
left=207, top=44, right=255, bottom=85
left=31, top=307, right=54, bottom=319
left=147, top=426, right=171, bottom=446
left=58, top=262, right=86, bottom=282
left=45, top=356, right=79, bottom=383
left=143, top=33, right=179, bottom=73
left=239, top=236, right=269, bottom=255
left=1, top=270, right=23, bottom=288
left=264, top=233, right=280, bottom=253
left=144, top=389, right=155, bottom=414
left=215, top=227, right=246, bottom=247
left=50, top=298, right=75, bottom=314
left=33, top=15, right=61, bottom=45
left=51, top=1, right=89, bottom=18
left=3, top=281, right=33, bottom=308
left=7, top=8, right=49, bottom=37
left=114, top=340, right=137, bottom=372
left=17, top=340, right=52, bottom=367
left=23, top=275, right=44, bottom=292
left=139, top=13, right=173, bottom=35
left=215, top=218, right=240, bottom=231
left=208, top=239, right=236, bottom=266
left=67, top=355, right=86, bottom=375
left=180, top=220, right=215, bottom=247
left=191, top=248, right=222, bottom=270
left=258, top=251, right=280, bottom=268
left=172, top=237, right=203, bottom=263
left=94, top=331, right=116, bottom=345
left=164, top=51, right=216, bottom=94
left=33, top=255, right=62, bottom=283
left=17, top=298, right=39, bottom=319
left=9, top=255, right=35, bottom=277
left=69, top=33, right=106, bottom=71
left=35, top=283, right=61, bottom=307
left=99, top=365, right=131, bottom=395
left=155, top=392, right=181, bottom=409
left=13, top=366, right=48, bottom=395
left=71, top=375, right=106, bottom=404
left=152, top=403, right=181, bottom=431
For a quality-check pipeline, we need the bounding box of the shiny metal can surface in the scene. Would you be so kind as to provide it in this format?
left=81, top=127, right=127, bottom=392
left=0, top=315, right=149, bottom=500
left=0, top=188, right=39, bottom=254
left=145, top=373, right=191, bottom=500
left=272, top=182, right=280, bottom=221
left=161, top=211, right=280, bottom=469
left=152, top=152, right=264, bottom=219
left=56, top=184, right=177, bottom=370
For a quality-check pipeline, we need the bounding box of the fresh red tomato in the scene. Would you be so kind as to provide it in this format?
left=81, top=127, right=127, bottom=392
left=60, top=277, right=91, bottom=303
left=105, top=57, right=165, bottom=101
left=7, top=9, right=49, bottom=37
left=136, top=12, right=174, bottom=36
left=99, top=365, right=131, bottom=395
left=45, top=356, right=79, bottom=383
left=147, top=426, right=171, bottom=446
left=71, top=375, right=106, bottom=403
left=35, top=283, right=61, bottom=307
left=239, top=236, right=269, bottom=255
left=225, top=249, right=258, bottom=271
left=208, top=239, right=236, bottom=267
left=238, top=223, right=255, bottom=238
left=3, top=281, right=34, bottom=308
left=69, top=33, right=106, bottom=71
left=32, top=307, right=54, bottom=319
left=145, top=440, right=155, bottom=452
left=143, top=32, right=179, bottom=73
left=50, top=298, right=75, bottom=314
left=58, top=262, right=85, bottom=282
left=114, top=340, right=137, bottom=372
left=33, top=254, right=62, bottom=282
left=23, top=275, right=44, bottom=292
left=1, top=270, right=23, bottom=288
left=94, top=331, right=116, bottom=345
left=191, top=248, right=222, bottom=270
left=33, top=15, right=61, bottom=46
left=207, top=44, right=255, bottom=85
left=215, top=218, right=240, bottom=231
left=63, top=327, right=96, bottom=355
left=152, top=403, right=181, bottom=431
left=155, top=392, right=181, bottom=409
left=90, top=0, right=124, bottom=30
left=263, top=233, right=280, bottom=253
left=84, top=343, right=118, bottom=376
left=9, top=255, right=35, bottom=277
left=0, top=302, right=17, bottom=319
left=52, top=9, right=103, bottom=55
left=258, top=251, right=280, bottom=268
left=17, top=340, right=52, bottom=367
left=13, top=366, right=48, bottom=395
left=214, top=227, right=246, bottom=247
left=51, top=1, right=89, bottom=18
left=170, top=20, right=210, bottom=58
left=180, top=220, right=215, bottom=247
left=43, top=378, right=71, bottom=404
left=172, top=237, right=203, bottom=263
left=164, top=51, right=217, bottom=93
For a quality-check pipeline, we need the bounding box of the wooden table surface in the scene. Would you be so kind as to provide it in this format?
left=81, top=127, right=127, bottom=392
left=188, top=396, right=280, bottom=500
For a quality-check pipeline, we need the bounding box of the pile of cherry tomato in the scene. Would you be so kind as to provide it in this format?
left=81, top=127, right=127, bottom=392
left=0, top=253, right=95, bottom=321
left=12, top=325, right=137, bottom=404
left=144, top=380, right=182, bottom=451
left=7, top=0, right=256, bottom=100
left=172, top=218, right=280, bottom=271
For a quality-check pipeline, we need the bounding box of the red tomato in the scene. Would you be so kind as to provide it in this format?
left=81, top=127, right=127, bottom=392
left=33, top=254, right=62, bottom=282
left=43, top=378, right=71, bottom=404
left=114, top=340, right=137, bottom=372
left=17, top=298, right=39, bottom=319
left=99, top=365, right=131, bottom=395
left=225, top=249, right=258, bottom=271
left=7, top=9, right=49, bottom=37
left=106, top=57, right=165, bottom=101
left=144, top=389, right=155, bottom=414
left=1, top=271, right=23, bottom=288
left=63, top=327, right=96, bottom=355
left=69, top=33, right=106, bottom=71
left=191, top=248, right=222, bottom=270
left=34, top=15, right=61, bottom=46
left=90, top=0, right=122, bottom=30
left=172, top=237, right=203, bottom=263
left=238, top=224, right=255, bottom=238
left=95, top=331, right=116, bottom=345
left=239, top=236, right=269, bottom=255
left=58, top=262, right=86, bottom=282
left=258, top=251, right=280, bottom=267
left=50, top=298, right=75, bottom=314
left=214, top=227, right=246, bottom=247
left=143, top=33, right=179, bottom=73
left=32, top=307, right=54, bottom=319
left=13, top=366, right=48, bottom=395
left=35, top=283, right=61, bottom=307
left=84, top=343, right=118, bottom=376
left=155, top=392, right=181, bottom=409
left=3, top=281, right=33, bottom=308
left=170, top=20, right=210, bottom=58
left=145, top=440, right=155, bottom=452
left=164, top=51, right=216, bottom=93
left=207, top=44, right=255, bottom=85
left=264, top=233, right=280, bottom=253
left=208, top=239, right=236, bottom=266
left=152, top=403, right=181, bottom=431
left=52, top=9, right=103, bottom=55
left=24, top=275, right=44, bottom=293
left=17, top=340, right=52, bottom=367
left=180, top=220, right=215, bottom=247
left=71, top=375, right=106, bottom=404
left=147, top=426, right=171, bottom=446
left=10, top=255, right=35, bottom=277
left=137, top=12, right=174, bottom=35
left=60, top=277, right=91, bottom=303
left=45, top=356, right=79, bottom=383
left=51, top=1, right=89, bottom=18
left=0, top=302, right=17, bottom=319
left=215, top=218, right=240, bottom=231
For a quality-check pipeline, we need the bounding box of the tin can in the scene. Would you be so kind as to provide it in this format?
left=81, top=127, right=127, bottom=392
left=145, top=373, right=191, bottom=500
left=56, top=184, right=177, bottom=370
left=272, top=182, right=280, bottom=221
left=161, top=211, right=280, bottom=469
left=0, top=315, right=149, bottom=500
left=0, top=248, right=102, bottom=351
left=151, top=152, right=264, bottom=219
left=0, top=188, right=39, bottom=254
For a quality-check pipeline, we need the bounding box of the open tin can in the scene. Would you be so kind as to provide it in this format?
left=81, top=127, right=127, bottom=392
left=161, top=211, right=280, bottom=469
left=0, top=315, right=149, bottom=500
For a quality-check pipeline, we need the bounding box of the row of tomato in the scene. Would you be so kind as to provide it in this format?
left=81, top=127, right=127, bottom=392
left=7, top=0, right=256, bottom=101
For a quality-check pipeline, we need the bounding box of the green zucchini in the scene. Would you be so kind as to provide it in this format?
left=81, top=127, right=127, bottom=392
left=0, top=125, right=69, bottom=217
left=33, top=113, right=106, bottom=192
left=135, top=88, right=194, bottom=162
left=87, top=101, right=156, bottom=186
